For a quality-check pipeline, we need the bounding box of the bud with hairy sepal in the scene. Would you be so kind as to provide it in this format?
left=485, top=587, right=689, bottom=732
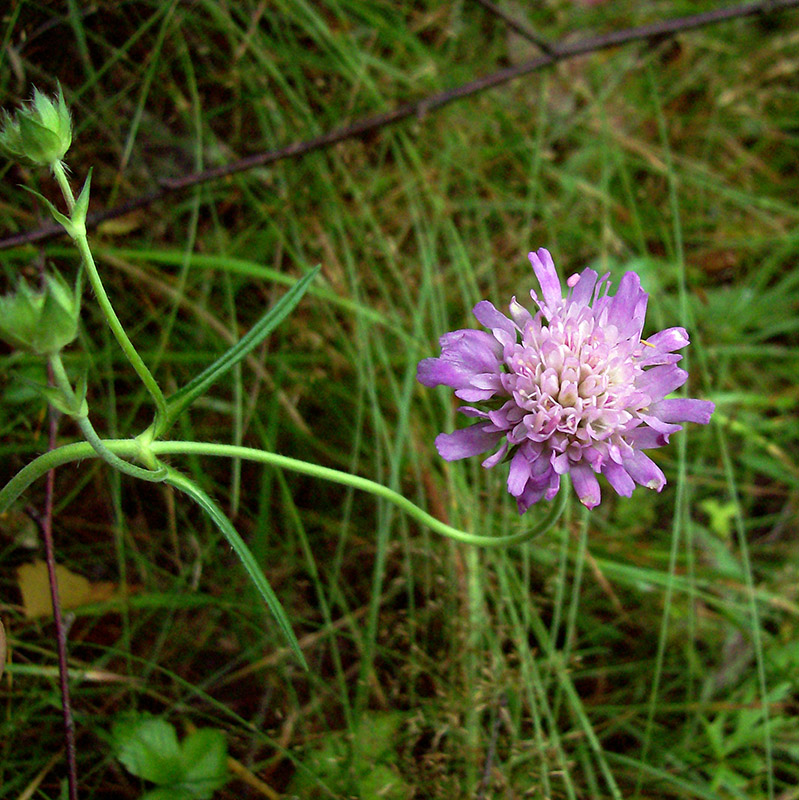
left=0, top=86, right=72, bottom=168
left=0, top=272, right=80, bottom=356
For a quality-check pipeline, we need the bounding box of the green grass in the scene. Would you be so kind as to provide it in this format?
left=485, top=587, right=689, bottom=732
left=2, top=1, right=799, bottom=798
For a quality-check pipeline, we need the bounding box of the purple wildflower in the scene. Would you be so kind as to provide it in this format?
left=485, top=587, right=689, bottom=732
left=417, top=248, right=714, bottom=512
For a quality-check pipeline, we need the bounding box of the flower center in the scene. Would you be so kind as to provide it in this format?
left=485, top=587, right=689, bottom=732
left=503, top=314, right=638, bottom=448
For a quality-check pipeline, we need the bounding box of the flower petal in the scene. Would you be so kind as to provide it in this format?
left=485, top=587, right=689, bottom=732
left=435, top=425, right=501, bottom=461
left=482, top=441, right=509, bottom=469
left=454, top=387, right=497, bottom=402
left=568, top=268, right=598, bottom=307
left=635, top=365, right=688, bottom=401
left=622, top=450, right=666, bottom=491
left=637, top=413, right=683, bottom=437
left=418, top=328, right=504, bottom=396
left=470, top=373, right=504, bottom=391
left=528, top=248, right=562, bottom=313
left=439, top=329, right=502, bottom=372
left=624, top=426, right=669, bottom=450
left=606, top=271, right=647, bottom=339
left=458, top=406, right=489, bottom=418
left=473, top=300, right=516, bottom=346
left=507, top=448, right=532, bottom=496
left=636, top=351, right=683, bottom=368
left=508, top=296, right=533, bottom=329
left=647, top=327, right=689, bottom=352
left=571, top=463, right=601, bottom=509
left=602, top=460, right=635, bottom=498
left=517, top=478, right=556, bottom=514
left=648, top=398, right=714, bottom=425
left=416, top=358, right=463, bottom=389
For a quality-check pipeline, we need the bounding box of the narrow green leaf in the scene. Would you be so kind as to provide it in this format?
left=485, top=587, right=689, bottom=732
left=158, top=265, right=319, bottom=437
left=74, top=367, right=89, bottom=417
left=164, top=467, right=307, bottom=669
left=32, top=383, right=81, bottom=417
left=21, top=185, right=74, bottom=235
left=72, top=167, right=92, bottom=229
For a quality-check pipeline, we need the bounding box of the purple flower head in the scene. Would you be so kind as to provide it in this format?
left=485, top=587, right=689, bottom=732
left=417, top=248, right=714, bottom=512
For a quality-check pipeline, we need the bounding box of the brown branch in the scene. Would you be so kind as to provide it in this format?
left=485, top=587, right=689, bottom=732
left=471, top=0, right=556, bottom=55
left=2, top=0, right=797, bottom=252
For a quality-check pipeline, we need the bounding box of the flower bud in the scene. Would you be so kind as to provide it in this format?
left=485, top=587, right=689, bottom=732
left=0, top=86, right=72, bottom=168
left=0, top=272, right=80, bottom=355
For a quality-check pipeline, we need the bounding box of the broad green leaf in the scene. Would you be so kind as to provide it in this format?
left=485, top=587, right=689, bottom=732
left=289, top=712, right=411, bottom=798
left=112, top=715, right=184, bottom=785
left=165, top=467, right=307, bottom=669
left=178, top=729, right=228, bottom=798
left=359, top=764, right=410, bottom=800
left=141, top=788, right=193, bottom=800
left=158, top=265, right=319, bottom=436
left=355, top=711, right=404, bottom=760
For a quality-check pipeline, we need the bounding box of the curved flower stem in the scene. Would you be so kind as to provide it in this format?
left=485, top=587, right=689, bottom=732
left=48, top=354, right=167, bottom=484
left=51, top=161, right=168, bottom=430
left=0, top=440, right=568, bottom=547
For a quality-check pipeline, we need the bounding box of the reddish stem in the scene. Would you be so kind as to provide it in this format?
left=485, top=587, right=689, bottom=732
left=41, top=336, right=79, bottom=798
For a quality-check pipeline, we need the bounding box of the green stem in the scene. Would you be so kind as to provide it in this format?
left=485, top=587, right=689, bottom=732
left=0, top=439, right=568, bottom=547
left=51, top=160, right=76, bottom=212
left=51, top=161, right=168, bottom=429
left=48, top=353, right=167, bottom=483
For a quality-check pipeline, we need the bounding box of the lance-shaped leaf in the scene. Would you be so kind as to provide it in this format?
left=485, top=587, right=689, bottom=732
left=156, top=265, right=319, bottom=437
left=165, top=467, right=307, bottom=669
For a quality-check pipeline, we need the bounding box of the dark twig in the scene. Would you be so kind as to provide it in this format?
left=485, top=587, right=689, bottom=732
left=36, top=237, right=80, bottom=796
left=39, top=242, right=79, bottom=798
left=471, top=0, right=555, bottom=55
left=1, top=0, right=797, bottom=252
left=42, top=405, right=79, bottom=800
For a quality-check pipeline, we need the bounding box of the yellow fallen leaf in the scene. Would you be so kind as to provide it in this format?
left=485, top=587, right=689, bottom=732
left=17, top=560, right=116, bottom=619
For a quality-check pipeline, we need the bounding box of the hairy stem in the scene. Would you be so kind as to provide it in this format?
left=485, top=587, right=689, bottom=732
left=48, top=353, right=167, bottom=483
left=51, top=161, right=168, bottom=429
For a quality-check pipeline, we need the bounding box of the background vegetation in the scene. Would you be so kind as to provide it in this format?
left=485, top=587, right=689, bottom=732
left=1, top=1, right=798, bottom=798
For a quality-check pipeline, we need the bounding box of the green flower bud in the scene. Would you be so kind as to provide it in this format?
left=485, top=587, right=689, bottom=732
left=0, top=86, right=72, bottom=168
left=0, top=272, right=80, bottom=355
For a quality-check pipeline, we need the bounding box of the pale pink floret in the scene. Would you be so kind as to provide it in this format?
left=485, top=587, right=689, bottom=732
left=417, top=247, right=714, bottom=512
